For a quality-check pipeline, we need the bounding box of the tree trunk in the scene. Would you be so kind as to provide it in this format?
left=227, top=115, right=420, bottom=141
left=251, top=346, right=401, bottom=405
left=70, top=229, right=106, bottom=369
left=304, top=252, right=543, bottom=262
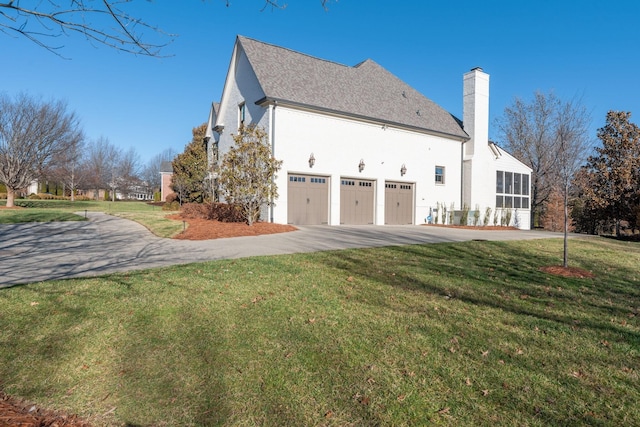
left=6, top=188, right=15, bottom=208
left=563, top=183, right=569, bottom=268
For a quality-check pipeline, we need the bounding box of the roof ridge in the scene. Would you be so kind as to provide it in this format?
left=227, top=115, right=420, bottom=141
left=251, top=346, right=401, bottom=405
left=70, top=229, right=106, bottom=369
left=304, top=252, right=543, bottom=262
left=237, top=35, right=355, bottom=70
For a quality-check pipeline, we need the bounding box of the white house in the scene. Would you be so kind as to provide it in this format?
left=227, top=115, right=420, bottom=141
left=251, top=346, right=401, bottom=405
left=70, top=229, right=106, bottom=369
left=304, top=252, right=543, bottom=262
left=207, top=36, right=532, bottom=229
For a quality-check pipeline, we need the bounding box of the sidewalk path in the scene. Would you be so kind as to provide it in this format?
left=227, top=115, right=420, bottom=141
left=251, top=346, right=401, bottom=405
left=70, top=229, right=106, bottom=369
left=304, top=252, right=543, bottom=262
left=0, top=212, right=561, bottom=287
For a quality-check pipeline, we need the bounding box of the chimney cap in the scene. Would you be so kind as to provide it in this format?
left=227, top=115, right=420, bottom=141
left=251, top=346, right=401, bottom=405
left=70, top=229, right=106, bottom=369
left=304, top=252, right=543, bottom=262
left=470, top=66, right=484, bottom=72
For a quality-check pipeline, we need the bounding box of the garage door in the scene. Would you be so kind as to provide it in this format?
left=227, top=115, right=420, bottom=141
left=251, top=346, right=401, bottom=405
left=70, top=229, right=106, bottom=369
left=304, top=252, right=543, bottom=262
left=340, top=178, right=374, bottom=224
left=287, top=174, right=329, bottom=225
left=385, top=181, right=414, bottom=225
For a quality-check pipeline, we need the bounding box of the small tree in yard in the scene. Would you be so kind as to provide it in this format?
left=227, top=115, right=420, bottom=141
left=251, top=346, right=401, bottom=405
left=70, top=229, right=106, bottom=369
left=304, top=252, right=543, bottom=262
left=219, top=125, right=282, bottom=226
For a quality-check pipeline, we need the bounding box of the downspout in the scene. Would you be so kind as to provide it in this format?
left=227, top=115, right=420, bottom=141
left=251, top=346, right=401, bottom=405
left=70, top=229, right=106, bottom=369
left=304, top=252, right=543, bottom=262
left=269, top=101, right=276, bottom=222
left=460, top=142, right=464, bottom=209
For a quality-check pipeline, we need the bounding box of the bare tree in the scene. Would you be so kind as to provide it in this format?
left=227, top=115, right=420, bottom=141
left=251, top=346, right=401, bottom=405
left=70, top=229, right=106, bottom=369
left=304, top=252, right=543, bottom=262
left=0, top=93, right=83, bottom=207
left=0, top=1, right=334, bottom=57
left=47, top=135, right=88, bottom=201
left=116, top=147, right=142, bottom=199
left=497, top=92, right=560, bottom=228
left=498, top=92, right=591, bottom=266
left=84, top=136, right=121, bottom=200
left=141, top=148, right=176, bottom=195
left=554, top=98, right=591, bottom=267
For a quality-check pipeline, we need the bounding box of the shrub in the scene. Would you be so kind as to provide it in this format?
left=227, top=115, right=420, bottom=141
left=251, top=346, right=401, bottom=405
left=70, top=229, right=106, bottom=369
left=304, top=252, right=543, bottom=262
left=473, top=205, right=480, bottom=226
left=162, top=201, right=180, bottom=211
left=180, top=202, right=244, bottom=222
left=459, top=204, right=470, bottom=226
left=483, top=207, right=492, bottom=226
left=165, top=193, right=178, bottom=204
left=28, top=193, right=41, bottom=199
left=0, top=193, right=6, bottom=200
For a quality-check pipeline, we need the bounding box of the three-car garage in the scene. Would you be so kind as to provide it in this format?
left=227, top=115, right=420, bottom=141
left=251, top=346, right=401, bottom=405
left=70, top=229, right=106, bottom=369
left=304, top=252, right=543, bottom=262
left=287, top=174, right=415, bottom=226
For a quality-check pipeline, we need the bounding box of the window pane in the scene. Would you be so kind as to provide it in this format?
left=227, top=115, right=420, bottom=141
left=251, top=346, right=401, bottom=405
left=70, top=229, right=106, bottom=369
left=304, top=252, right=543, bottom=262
left=505, top=196, right=513, bottom=208
left=514, top=196, right=521, bottom=209
left=522, top=174, right=530, bottom=196
left=496, top=171, right=503, bottom=193
left=514, top=173, right=521, bottom=195
left=505, top=172, right=513, bottom=194
left=496, top=195, right=504, bottom=208
left=522, top=197, right=529, bottom=209
left=435, top=166, right=444, bottom=184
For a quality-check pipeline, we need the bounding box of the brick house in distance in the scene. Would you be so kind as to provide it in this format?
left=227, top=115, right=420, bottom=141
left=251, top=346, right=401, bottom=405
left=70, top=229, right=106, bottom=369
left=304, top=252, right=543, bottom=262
left=160, top=161, right=174, bottom=202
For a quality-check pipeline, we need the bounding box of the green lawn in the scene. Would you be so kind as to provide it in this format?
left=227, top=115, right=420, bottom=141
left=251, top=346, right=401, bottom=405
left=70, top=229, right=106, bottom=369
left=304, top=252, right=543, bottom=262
left=0, top=199, right=183, bottom=237
left=1, top=237, right=638, bottom=426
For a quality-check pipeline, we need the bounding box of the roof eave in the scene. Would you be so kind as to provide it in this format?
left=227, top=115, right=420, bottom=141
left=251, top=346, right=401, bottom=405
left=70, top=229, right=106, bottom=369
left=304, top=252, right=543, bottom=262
left=255, top=96, right=469, bottom=142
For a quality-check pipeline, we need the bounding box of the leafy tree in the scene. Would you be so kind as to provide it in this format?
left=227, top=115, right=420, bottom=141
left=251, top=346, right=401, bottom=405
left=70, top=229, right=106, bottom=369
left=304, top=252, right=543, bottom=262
left=0, top=1, right=333, bottom=57
left=219, top=125, right=282, bottom=225
left=579, top=111, right=640, bottom=236
left=0, top=93, right=83, bottom=207
left=172, top=123, right=208, bottom=204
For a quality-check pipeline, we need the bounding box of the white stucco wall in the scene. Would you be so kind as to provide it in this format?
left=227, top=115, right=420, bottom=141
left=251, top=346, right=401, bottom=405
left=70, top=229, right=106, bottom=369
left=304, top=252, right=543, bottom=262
left=271, top=107, right=464, bottom=225
left=216, top=45, right=269, bottom=155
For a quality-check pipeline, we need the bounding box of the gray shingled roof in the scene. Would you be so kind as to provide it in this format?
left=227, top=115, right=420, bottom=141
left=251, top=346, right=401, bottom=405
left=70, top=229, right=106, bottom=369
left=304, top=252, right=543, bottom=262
left=238, top=36, right=468, bottom=140
left=160, top=161, right=173, bottom=173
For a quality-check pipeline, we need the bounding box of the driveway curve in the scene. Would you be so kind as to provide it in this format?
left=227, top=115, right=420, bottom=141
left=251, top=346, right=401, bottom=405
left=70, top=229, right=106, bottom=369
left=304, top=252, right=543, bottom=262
left=0, top=212, right=560, bottom=287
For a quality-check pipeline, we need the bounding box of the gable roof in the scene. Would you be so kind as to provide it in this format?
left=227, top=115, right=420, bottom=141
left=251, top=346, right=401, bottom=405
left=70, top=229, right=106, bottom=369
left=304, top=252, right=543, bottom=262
left=237, top=35, right=468, bottom=141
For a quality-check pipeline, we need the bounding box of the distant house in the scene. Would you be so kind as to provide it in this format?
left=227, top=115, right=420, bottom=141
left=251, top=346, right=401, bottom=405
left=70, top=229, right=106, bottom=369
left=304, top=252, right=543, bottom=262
left=160, top=161, right=174, bottom=202
left=206, top=36, right=532, bottom=228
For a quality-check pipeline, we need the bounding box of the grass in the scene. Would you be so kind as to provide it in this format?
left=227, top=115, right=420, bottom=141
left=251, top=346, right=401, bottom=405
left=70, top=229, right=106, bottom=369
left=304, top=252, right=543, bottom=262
left=1, top=237, right=639, bottom=426
left=0, top=209, right=86, bottom=223
left=0, top=199, right=183, bottom=237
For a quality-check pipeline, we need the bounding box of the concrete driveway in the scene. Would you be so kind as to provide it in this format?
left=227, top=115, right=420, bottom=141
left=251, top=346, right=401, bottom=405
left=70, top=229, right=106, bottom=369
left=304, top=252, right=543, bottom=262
left=0, top=212, right=561, bottom=288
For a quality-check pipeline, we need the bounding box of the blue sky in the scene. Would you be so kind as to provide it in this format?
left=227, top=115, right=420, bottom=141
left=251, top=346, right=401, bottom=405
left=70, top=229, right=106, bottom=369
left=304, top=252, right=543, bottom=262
left=4, top=0, right=639, bottom=164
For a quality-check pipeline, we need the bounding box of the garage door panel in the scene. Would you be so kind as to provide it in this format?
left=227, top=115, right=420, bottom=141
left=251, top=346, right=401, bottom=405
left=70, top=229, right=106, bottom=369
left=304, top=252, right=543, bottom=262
left=288, top=174, right=329, bottom=225
left=385, top=182, right=414, bottom=225
left=340, top=179, right=374, bottom=225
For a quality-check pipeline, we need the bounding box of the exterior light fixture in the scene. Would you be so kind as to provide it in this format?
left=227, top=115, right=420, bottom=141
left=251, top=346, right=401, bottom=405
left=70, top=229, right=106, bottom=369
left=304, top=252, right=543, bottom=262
left=308, top=153, right=315, bottom=168
left=400, top=164, right=407, bottom=176
left=358, top=159, right=365, bottom=172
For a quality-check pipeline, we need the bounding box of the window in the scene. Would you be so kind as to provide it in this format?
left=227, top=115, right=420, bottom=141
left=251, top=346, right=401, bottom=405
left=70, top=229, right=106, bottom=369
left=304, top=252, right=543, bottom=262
left=514, top=173, right=521, bottom=195
left=435, top=166, right=445, bottom=184
left=238, top=102, right=246, bottom=126
left=522, top=174, right=530, bottom=196
left=496, top=171, right=504, bottom=193
left=505, top=172, right=513, bottom=194
left=496, top=170, right=530, bottom=209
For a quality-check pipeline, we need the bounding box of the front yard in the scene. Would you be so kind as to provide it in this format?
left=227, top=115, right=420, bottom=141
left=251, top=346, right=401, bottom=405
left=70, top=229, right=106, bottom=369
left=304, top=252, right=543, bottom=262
left=1, top=237, right=638, bottom=426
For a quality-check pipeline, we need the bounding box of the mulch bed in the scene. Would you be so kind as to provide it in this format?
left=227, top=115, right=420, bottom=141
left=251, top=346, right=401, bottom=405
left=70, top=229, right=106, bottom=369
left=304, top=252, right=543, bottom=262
left=540, top=265, right=595, bottom=278
left=0, top=392, right=91, bottom=427
left=168, top=215, right=297, bottom=240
